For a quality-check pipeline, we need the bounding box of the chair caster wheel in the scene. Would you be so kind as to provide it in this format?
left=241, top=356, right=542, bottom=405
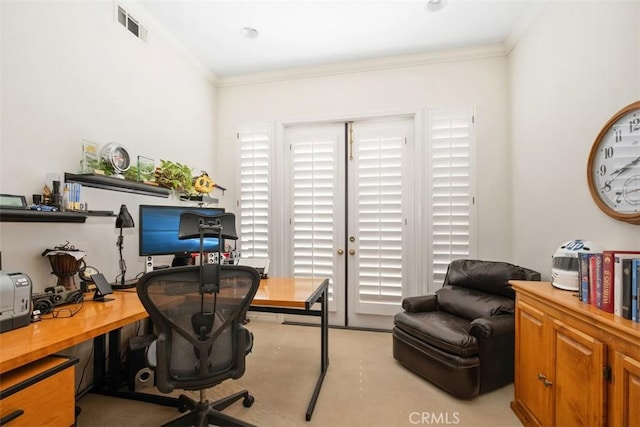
left=243, top=395, right=255, bottom=408
left=177, top=395, right=191, bottom=413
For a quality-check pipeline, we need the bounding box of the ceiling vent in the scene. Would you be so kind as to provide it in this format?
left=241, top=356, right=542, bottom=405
left=116, top=4, right=148, bottom=42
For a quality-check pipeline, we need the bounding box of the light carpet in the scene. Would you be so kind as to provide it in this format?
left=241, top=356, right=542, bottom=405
left=77, top=318, right=520, bottom=427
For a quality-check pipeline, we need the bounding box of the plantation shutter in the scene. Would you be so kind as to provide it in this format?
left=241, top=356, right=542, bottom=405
left=237, top=129, right=270, bottom=259
left=428, top=107, right=474, bottom=286
left=289, top=125, right=340, bottom=307
left=351, top=120, right=408, bottom=315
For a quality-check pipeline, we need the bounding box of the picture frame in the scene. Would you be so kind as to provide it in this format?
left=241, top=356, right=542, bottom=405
left=0, top=194, right=28, bottom=209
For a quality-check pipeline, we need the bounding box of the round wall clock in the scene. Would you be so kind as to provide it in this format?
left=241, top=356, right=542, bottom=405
left=101, top=142, right=131, bottom=177
left=587, top=100, right=640, bottom=225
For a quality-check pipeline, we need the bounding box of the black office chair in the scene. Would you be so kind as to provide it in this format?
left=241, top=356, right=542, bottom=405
left=137, top=211, right=260, bottom=427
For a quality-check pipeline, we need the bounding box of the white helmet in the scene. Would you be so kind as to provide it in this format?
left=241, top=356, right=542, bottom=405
left=551, top=240, right=602, bottom=291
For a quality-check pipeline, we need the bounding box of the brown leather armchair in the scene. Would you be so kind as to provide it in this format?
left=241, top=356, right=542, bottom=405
left=393, top=259, right=540, bottom=398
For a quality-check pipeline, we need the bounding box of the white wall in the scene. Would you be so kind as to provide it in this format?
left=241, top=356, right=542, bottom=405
left=509, top=1, right=640, bottom=279
left=2, top=2, right=637, bottom=298
left=215, top=52, right=513, bottom=281
left=1, top=1, right=217, bottom=288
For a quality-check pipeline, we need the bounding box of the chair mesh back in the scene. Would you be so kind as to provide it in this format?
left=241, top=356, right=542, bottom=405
left=137, top=265, right=260, bottom=392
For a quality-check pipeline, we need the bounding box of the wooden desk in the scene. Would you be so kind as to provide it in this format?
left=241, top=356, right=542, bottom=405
left=0, top=276, right=328, bottom=422
left=253, top=277, right=328, bottom=309
left=0, top=292, right=144, bottom=426
left=0, top=291, right=146, bottom=375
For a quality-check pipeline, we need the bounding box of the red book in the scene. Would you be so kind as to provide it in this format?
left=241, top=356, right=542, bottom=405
left=603, top=250, right=640, bottom=314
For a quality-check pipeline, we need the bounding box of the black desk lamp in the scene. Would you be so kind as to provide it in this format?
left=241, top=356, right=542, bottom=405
left=115, top=204, right=135, bottom=286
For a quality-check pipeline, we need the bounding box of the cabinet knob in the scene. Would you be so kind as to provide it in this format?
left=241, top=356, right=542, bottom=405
left=543, top=379, right=553, bottom=388
left=537, top=373, right=546, bottom=381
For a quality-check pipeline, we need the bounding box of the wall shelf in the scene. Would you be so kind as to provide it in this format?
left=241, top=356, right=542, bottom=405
left=0, top=209, right=88, bottom=223
left=64, top=173, right=171, bottom=198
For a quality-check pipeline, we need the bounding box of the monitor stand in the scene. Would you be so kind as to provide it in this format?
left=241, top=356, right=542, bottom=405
left=172, top=254, right=194, bottom=267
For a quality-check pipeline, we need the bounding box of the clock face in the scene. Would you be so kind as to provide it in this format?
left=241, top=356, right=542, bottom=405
left=588, top=101, right=640, bottom=223
left=101, top=142, right=131, bottom=173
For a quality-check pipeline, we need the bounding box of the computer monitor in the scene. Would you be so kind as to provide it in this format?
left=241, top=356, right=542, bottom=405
left=138, top=205, right=226, bottom=266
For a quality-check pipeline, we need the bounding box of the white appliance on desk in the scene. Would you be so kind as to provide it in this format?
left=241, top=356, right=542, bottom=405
left=0, top=271, right=32, bottom=333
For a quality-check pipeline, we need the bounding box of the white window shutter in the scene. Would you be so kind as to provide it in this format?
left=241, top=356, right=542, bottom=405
left=237, top=129, right=270, bottom=259
left=352, top=123, right=407, bottom=315
left=291, top=133, right=337, bottom=281
left=428, top=107, right=474, bottom=286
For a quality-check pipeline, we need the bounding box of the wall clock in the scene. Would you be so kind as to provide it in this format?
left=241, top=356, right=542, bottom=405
left=587, top=100, right=640, bottom=225
left=101, top=142, right=131, bottom=178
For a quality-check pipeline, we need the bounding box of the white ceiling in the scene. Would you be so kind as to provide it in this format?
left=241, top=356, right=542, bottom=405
left=136, top=0, right=539, bottom=77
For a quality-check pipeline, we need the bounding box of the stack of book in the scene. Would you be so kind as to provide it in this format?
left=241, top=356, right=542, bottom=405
left=578, top=250, right=640, bottom=322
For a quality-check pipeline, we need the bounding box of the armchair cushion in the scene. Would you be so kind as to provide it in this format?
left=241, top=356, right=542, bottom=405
left=435, top=285, right=515, bottom=320
left=394, top=311, right=478, bottom=358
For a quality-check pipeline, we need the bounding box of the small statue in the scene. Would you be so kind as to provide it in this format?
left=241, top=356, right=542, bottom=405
left=42, top=184, right=52, bottom=205
left=193, top=171, right=214, bottom=194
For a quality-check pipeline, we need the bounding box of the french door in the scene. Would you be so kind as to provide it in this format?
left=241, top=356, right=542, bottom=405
left=285, top=117, right=414, bottom=329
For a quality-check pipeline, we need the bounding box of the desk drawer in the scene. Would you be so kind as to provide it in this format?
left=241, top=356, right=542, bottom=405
left=0, top=355, right=78, bottom=427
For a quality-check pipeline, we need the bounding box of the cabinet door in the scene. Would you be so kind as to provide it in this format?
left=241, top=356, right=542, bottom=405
left=550, top=318, right=605, bottom=426
left=613, top=351, right=640, bottom=427
left=515, top=300, right=548, bottom=426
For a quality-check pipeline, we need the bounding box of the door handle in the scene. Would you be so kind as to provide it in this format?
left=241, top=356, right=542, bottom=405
left=337, top=249, right=344, bottom=255
left=349, top=249, right=356, bottom=255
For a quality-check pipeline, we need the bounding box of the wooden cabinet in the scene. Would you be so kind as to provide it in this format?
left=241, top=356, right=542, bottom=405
left=511, top=281, right=640, bottom=427
left=613, top=351, right=640, bottom=427
left=0, top=355, right=77, bottom=426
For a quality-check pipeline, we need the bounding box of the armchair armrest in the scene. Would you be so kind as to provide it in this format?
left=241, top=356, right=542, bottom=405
left=402, top=295, right=437, bottom=313
left=469, top=315, right=514, bottom=339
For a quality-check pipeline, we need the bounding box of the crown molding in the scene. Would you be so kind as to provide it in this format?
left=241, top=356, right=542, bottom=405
left=503, top=2, right=546, bottom=55
left=215, top=44, right=507, bottom=88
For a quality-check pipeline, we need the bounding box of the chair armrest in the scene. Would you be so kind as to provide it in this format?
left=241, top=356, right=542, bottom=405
left=469, top=315, right=514, bottom=339
left=402, top=295, right=437, bottom=313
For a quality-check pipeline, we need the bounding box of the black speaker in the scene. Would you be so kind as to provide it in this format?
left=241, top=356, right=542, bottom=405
left=127, top=334, right=155, bottom=391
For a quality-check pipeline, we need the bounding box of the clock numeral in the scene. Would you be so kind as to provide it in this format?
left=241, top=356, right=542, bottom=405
left=604, top=146, right=614, bottom=158
left=599, top=164, right=607, bottom=176
left=614, top=128, right=623, bottom=142
left=630, top=116, right=640, bottom=134
left=616, top=192, right=623, bottom=204
left=602, top=181, right=611, bottom=193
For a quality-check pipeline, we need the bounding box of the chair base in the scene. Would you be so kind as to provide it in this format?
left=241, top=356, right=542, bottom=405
left=162, top=389, right=256, bottom=427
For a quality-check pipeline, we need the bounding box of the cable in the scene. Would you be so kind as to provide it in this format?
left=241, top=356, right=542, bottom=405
left=76, top=343, right=95, bottom=397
